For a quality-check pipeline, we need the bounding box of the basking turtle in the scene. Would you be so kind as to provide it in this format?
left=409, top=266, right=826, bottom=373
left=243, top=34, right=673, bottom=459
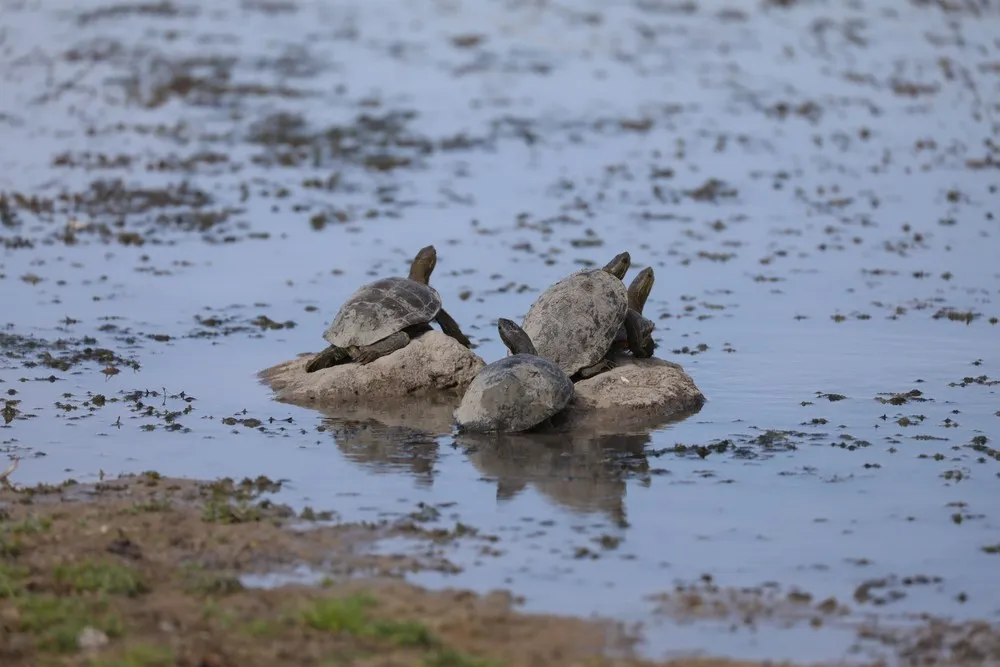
left=612, top=266, right=656, bottom=357
left=454, top=318, right=573, bottom=433
left=305, top=245, right=471, bottom=373
left=520, top=251, right=651, bottom=380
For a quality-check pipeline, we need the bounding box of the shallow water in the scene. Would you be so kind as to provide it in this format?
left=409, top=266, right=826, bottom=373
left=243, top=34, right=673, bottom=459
left=2, top=0, right=999, bottom=663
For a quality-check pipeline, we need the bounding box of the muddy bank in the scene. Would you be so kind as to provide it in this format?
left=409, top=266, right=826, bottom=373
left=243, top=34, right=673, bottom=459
left=1, top=472, right=797, bottom=667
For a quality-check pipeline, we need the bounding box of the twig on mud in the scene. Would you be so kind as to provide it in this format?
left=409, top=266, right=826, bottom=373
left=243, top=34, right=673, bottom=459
left=1, top=455, right=20, bottom=489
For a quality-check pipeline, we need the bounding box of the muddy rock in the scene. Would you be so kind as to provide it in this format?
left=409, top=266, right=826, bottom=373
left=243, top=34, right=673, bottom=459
left=260, top=331, right=485, bottom=404
left=570, top=355, right=705, bottom=422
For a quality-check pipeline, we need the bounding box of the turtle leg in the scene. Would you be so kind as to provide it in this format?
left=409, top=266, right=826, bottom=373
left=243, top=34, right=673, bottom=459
left=575, top=358, right=615, bottom=380
left=434, top=307, right=472, bottom=348
left=625, top=310, right=653, bottom=359
left=639, top=335, right=657, bottom=357
left=352, top=331, right=410, bottom=365
left=305, top=345, right=351, bottom=373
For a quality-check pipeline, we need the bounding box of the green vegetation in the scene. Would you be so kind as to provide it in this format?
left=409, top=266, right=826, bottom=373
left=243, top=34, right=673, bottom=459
left=198, top=478, right=286, bottom=524
left=0, top=534, right=24, bottom=557
left=121, top=497, right=172, bottom=514
left=88, top=644, right=175, bottom=667
left=1, top=514, right=52, bottom=558
left=15, top=595, right=123, bottom=652
left=53, top=560, right=148, bottom=597
left=180, top=564, right=244, bottom=596
left=302, top=594, right=436, bottom=647
left=0, top=562, right=29, bottom=597
left=421, top=650, right=504, bottom=667
left=6, top=514, right=53, bottom=534
left=200, top=487, right=265, bottom=524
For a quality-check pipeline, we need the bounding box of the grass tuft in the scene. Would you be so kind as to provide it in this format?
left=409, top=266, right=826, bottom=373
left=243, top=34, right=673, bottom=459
left=421, top=649, right=505, bottom=667
left=303, top=593, right=437, bottom=647
left=0, top=561, right=29, bottom=597
left=53, top=560, right=148, bottom=597
left=89, top=644, right=174, bottom=667
left=15, top=595, right=123, bottom=652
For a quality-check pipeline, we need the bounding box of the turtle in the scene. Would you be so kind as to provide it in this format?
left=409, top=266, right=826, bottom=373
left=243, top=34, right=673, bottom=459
left=519, top=251, right=651, bottom=381
left=305, top=245, right=471, bottom=373
left=454, top=318, right=574, bottom=433
left=611, top=266, right=657, bottom=357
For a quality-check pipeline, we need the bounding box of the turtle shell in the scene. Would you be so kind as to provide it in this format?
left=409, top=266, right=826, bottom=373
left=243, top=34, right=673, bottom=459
left=454, top=355, right=574, bottom=433
left=323, top=277, right=441, bottom=348
left=521, top=269, right=628, bottom=376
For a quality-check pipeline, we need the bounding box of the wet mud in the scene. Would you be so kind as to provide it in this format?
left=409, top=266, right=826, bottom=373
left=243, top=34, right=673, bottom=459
left=2, top=0, right=999, bottom=664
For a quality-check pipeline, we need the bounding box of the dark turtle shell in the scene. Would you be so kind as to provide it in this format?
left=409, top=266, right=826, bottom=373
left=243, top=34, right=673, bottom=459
left=520, top=269, right=628, bottom=376
left=454, top=354, right=574, bottom=433
left=323, top=277, right=441, bottom=348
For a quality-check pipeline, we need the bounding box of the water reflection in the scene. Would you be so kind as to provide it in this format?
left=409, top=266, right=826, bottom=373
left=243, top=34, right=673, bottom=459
left=315, top=396, right=457, bottom=488
left=313, top=393, right=703, bottom=512
left=456, top=406, right=702, bottom=525
left=458, top=431, right=647, bottom=526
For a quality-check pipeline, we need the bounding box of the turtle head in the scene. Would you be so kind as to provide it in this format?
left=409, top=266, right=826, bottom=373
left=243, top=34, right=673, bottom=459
left=627, top=266, right=655, bottom=313
left=408, top=245, right=437, bottom=284
left=497, top=318, right=537, bottom=356
left=603, top=251, right=631, bottom=280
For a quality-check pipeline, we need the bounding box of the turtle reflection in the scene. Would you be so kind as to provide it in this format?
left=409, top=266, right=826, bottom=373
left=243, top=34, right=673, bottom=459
left=455, top=403, right=701, bottom=527
left=457, top=430, right=652, bottom=527
left=315, top=395, right=702, bottom=516
left=317, top=397, right=456, bottom=488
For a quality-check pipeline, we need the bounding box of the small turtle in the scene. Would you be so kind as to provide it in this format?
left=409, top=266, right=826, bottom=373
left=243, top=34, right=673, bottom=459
left=612, top=266, right=657, bottom=357
left=454, top=318, right=574, bottom=433
left=520, top=251, right=651, bottom=380
left=305, top=245, right=471, bottom=373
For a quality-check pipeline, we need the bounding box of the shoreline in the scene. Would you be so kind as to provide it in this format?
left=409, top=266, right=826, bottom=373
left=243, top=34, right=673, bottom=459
left=3, top=472, right=996, bottom=666
left=0, top=472, right=773, bottom=667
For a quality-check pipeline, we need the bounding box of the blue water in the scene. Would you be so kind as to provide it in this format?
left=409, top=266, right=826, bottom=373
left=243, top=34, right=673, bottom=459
left=2, top=0, right=998, bottom=663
